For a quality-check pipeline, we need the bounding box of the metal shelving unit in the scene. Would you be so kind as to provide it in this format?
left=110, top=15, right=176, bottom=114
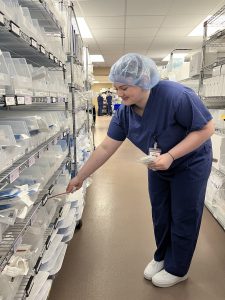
left=0, top=1, right=92, bottom=298
left=0, top=14, right=64, bottom=69
left=14, top=204, right=64, bottom=300
left=199, top=5, right=225, bottom=230
left=0, top=157, right=69, bottom=272
left=17, top=0, right=63, bottom=34
left=0, top=129, right=69, bottom=188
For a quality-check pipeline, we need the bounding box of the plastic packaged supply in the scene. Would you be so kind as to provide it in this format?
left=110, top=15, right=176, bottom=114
left=2, top=255, right=29, bottom=277
left=40, top=242, right=64, bottom=272
left=0, top=273, right=14, bottom=300
left=0, top=209, right=17, bottom=225
left=48, top=244, right=67, bottom=276
left=26, top=271, right=49, bottom=300
left=34, top=280, right=52, bottom=300
left=57, top=208, right=76, bottom=231
left=41, top=234, right=63, bottom=265
left=0, top=184, right=39, bottom=212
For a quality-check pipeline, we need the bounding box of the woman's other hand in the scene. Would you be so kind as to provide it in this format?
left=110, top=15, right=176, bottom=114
left=148, top=153, right=174, bottom=171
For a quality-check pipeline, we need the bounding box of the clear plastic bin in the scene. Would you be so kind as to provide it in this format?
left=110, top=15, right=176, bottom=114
left=48, top=244, right=67, bottom=276
left=0, top=50, right=10, bottom=90
left=0, top=125, right=17, bottom=147
left=26, top=271, right=49, bottom=300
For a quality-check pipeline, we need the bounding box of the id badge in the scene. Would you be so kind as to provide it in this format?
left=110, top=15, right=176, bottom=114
left=149, top=146, right=161, bottom=161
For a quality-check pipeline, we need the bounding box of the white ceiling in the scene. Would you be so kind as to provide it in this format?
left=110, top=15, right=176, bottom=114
left=74, top=0, right=225, bottom=67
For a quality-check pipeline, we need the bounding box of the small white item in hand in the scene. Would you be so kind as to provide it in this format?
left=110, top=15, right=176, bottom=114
left=138, top=155, right=156, bottom=165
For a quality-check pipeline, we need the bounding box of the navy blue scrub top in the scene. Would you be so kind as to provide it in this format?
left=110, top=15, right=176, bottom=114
left=107, top=80, right=213, bottom=172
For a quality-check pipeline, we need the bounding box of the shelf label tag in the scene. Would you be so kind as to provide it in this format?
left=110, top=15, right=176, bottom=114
left=10, top=167, right=20, bottom=183
left=40, top=45, right=46, bottom=54
left=52, top=97, right=56, bottom=103
left=54, top=57, right=58, bottom=63
left=5, top=96, right=16, bottom=106
left=28, top=155, right=35, bottom=167
left=49, top=184, right=54, bottom=194
left=59, top=61, right=63, bottom=67
left=42, top=194, right=48, bottom=206
left=10, top=22, right=20, bottom=36
left=30, top=38, right=38, bottom=49
left=0, top=12, right=4, bottom=25
left=49, top=53, right=54, bottom=60
left=25, top=96, right=32, bottom=105
left=25, top=276, right=34, bottom=297
left=16, top=96, right=25, bottom=105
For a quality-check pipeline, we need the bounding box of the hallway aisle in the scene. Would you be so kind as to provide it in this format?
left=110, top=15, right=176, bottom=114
left=49, top=116, right=225, bottom=300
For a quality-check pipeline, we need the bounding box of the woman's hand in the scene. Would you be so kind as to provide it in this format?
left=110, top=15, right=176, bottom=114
left=148, top=153, right=174, bottom=171
left=66, top=175, right=84, bottom=193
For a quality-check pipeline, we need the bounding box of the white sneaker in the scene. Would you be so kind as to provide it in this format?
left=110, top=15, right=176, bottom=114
left=152, top=269, right=188, bottom=287
left=144, top=259, right=164, bottom=280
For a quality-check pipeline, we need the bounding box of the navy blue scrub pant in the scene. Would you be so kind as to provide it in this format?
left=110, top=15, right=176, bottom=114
left=148, top=152, right=212, bottom=277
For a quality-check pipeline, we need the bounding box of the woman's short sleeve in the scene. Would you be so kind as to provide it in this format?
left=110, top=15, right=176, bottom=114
left=175, top=90, right=212, bottom=131
left=107, top=109, right=127, bottom=141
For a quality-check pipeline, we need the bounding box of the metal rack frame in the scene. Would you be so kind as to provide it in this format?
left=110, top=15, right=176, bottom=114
left=0, top=11, right=65, bottom=68
left=0, top=157, right=69, bottom=271
left=14, top=204, right=64, bottom=300
left=0, top=129, right=69, bottom=188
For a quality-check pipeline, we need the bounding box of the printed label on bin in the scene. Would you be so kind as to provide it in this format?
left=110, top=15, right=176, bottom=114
left=40, top=45, right=46, bottom=54
left=54, top=57, right=58, bottom=63
left=59, top=61, right=63, bottom=67
left=49, top=185, right=54, bottom=194
left=30, top=38, right=38, bottom=49
left=28, top=155, right=35, bottom=167
left=52, top=97, right=57, bottom=103
left=25, top=276, right=34, bottom=296
left=45, top=235, right=51, bottom=249
left=25, top=96, right=32, bottom=105
left=42, top=194, right=48, bottom=206
left=5, top=96, right=16, bottom=106
left=17, top=96, right=25, bottom=105
left=34, top=257, right=42, bottom=272
left=10, top=167, right=20, bottom=183
left=10, top=22, right=20, bottom=36
left=0, top=12, right=4, bottom=25
left=49, top=53, right=54, bottom=60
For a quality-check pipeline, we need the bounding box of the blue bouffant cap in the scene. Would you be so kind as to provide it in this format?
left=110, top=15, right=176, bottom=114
left=109, top=53, right=160, bottom=90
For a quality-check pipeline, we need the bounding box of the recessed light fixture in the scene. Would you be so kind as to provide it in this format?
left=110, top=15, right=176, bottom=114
left=162, top=53, right=188, bottom=62
left=72, top=17, right=93, bottom=38
left=90, top=55, right=104, bottom=62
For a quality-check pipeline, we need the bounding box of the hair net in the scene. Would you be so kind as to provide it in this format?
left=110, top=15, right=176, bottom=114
left=109, top=53, right=160, bottom=90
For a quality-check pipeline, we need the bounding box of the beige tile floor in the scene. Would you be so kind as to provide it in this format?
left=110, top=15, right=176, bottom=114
left=49, top=116, right=225, bottom=300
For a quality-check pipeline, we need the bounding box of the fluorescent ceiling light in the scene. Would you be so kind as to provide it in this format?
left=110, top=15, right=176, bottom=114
left=90, top=55, right=104, bottom=62
left=188, top=15, right=225, bottom=36
left=93, top=80, right=100, bottom=83
left=162, top=53, right=187, bottom=62
left=74, top=17, right=92, bottom=38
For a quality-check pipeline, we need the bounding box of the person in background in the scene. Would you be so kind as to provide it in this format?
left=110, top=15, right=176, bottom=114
left=97, top=93, right=103, bottom=116
left=106, top=91, right=113, bottom=116
left=67, top=53, right=214, bottom=288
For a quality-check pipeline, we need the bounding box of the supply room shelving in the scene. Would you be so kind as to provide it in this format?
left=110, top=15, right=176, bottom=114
left=198, top=5, right=225, bottom=230
left=0, top=1, right=93, bottom=299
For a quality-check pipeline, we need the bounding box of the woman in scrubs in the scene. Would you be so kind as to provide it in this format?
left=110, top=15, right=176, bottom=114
left=67, top=53, right=214, bottom=288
